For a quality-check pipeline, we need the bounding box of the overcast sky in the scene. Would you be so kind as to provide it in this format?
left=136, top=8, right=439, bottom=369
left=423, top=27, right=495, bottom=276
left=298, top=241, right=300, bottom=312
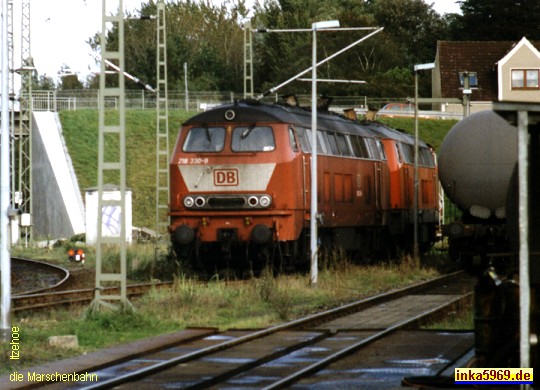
left=21, top=0, right=461, bottom=82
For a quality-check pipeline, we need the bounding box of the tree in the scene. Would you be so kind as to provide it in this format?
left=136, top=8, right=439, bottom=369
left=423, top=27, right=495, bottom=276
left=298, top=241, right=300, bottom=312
left=251, top=0, right=445, bottom=98
left=252, top=0, right=380, bottom=96
left=453, top=0, right=540, bottom=40
left=368, top=0, right=448, bottom=65
left=58, top=64, right=84, bottom=90
left=59, top=75, right=84, bottom=90
left=87, top=0, right=248, bottom=92
left=78, top=0, right=451, bottom=98
left=33, top=74, right=56, bottom=91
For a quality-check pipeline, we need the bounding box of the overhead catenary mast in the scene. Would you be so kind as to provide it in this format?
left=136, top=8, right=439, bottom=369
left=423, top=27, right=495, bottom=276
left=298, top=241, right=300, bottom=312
left=155, top=0, right=170, bottom=237
left=90, top=0, right=131, bottom=312
left=16, top=0, right=34, bottom=244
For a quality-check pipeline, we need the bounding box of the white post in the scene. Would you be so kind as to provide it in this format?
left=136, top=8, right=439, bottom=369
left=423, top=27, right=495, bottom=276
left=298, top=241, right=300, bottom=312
left=310, top=20, right=340, bottom=286
left=184, top=62, right=188, bottom=111
left=310, top=23, right=318, bottom=286
left=517, top=110, right=530, bottom=379
left=413, top=69, right=419, bottom=259
left=1, top=0, right=12, bottom=340
left=412, top=62, right=434, bottom=259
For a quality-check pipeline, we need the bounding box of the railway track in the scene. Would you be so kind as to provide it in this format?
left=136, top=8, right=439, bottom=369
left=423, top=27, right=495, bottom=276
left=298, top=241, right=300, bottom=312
left=12, top=257, right=70, bottom=295
left=12, top=281, right=174, bottom=312
left=19, top=271, right=474, bottom=390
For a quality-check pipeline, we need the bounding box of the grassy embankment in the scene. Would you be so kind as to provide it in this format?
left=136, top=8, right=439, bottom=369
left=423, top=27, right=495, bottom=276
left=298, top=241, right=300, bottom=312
left=1, top=111, right=467, bottom=375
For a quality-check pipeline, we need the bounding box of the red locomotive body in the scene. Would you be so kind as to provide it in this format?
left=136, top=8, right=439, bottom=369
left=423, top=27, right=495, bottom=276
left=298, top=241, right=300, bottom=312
left=169, top=100, right=438, bottom=273
left=366, top=122, right=439, bottom=250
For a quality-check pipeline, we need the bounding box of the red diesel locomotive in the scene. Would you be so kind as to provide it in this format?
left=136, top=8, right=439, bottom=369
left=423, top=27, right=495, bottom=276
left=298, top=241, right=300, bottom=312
left=169, top=99, right=439, bottom=273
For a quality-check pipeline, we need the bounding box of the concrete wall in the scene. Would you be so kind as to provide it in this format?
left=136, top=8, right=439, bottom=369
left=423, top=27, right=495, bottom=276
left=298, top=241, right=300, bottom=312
left=32, top=112, right=85, bottom=239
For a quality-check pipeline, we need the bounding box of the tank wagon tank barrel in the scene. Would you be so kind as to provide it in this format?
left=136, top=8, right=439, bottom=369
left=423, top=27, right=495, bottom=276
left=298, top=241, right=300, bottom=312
left=438, top=111, right=517, bottom=273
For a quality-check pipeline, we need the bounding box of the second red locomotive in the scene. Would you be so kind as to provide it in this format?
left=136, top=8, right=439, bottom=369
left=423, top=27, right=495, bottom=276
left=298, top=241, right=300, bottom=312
left=169, top=99, right=439, bottom=274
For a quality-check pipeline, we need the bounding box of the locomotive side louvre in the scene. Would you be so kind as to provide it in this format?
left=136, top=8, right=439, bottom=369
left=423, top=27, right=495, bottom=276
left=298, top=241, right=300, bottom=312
left=294, top=126, right=390, bottom=228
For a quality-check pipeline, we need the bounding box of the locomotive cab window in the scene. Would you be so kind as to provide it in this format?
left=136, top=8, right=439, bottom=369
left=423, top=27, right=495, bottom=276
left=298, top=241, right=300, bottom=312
left=366, top=138, right=382, bottom=160
left=399, top=143, right=414, bottom=164
left=420, top=147, right=436, bottom=167
left=325, top=132, right=340, bottom=155
left=232, top=126, right=275, bottom=152
left=395, top=143, right=403, bottom=163
left=296, top=127, right=312, bottom=152
left=183, top=127, right=226, bottom=152
left=317, top=132, right=329, bottom=154
left=349, top=136, right=370, bottom=158
left=336, top=133, right=352, bottom=156
left=288, top=127, right=299, bottom=152
left=376, top=140, right=387, bottom=160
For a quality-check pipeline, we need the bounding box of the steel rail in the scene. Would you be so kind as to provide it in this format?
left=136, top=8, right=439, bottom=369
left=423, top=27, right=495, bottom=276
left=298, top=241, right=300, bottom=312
left=79, top=271, right=467, bottom=390
left=264, top=291, right=472, bottom=389
left=12, top=257, right=70, bottom=295
left=12, top=281, right=173, bottom=312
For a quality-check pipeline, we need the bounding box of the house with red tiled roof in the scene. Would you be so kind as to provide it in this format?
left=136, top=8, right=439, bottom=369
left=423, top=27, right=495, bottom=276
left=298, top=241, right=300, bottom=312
left=432, top=37, right=540, bottom=114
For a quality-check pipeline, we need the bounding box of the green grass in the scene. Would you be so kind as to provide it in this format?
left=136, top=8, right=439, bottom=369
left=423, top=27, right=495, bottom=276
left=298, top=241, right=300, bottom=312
left=424, top=299, right=474, bottom=330
left=377, top=116, right=459, bottom=151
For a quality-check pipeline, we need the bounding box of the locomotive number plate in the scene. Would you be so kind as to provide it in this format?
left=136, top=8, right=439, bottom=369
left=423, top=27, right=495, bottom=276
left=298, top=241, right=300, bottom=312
left=214, top=169, right=239, bottom=186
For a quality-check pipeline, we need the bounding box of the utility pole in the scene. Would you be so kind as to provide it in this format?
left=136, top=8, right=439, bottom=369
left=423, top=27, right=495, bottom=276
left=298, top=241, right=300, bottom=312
left=462, top=71, right=472, bottom=118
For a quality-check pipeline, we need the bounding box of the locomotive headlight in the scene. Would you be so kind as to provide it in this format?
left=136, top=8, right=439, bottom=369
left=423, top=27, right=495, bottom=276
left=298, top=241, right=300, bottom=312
left=259, top=195, right=272, bottom=208
left=184, top=196, right=194, bottom=208
left=248, top=196, right=259, bottom=207
left=195, top=197, right=206, bottom=207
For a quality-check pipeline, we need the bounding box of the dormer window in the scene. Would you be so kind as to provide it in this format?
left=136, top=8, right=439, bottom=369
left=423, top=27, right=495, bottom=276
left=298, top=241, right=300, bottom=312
left=511, top=69, right=539, bottom=90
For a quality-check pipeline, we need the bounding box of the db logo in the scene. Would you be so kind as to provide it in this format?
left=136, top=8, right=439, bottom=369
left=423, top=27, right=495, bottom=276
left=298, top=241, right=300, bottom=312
left=214, top=169, right=239, bottom=186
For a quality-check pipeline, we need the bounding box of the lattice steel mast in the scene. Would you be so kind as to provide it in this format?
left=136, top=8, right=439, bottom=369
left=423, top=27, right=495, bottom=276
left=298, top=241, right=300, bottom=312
left=8, top=0, right=15, bottom=213
left=15, top=0, right=33, bottom=242
left=91, top=0, right=130, bottom=311
left=155, top=0, right=169, bottom=237
left=243, top=20, right=253, bottom=98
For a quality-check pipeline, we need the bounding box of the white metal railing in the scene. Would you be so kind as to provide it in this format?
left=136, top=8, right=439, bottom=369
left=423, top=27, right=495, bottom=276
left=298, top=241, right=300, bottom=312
left=24, top=90, right=481, bottom=120
left=25, top=90, right=371, bottom=113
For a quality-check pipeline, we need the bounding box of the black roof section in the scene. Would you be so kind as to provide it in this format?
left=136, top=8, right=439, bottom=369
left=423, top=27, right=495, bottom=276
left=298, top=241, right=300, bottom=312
left=183, top=100, right=425, bottom=146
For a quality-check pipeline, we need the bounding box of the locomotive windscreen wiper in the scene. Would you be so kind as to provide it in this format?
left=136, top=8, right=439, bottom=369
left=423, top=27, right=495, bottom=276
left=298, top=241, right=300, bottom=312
left=241, top=123, right=256, bottom=139
left=204, top=124, right=211, bottom=142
